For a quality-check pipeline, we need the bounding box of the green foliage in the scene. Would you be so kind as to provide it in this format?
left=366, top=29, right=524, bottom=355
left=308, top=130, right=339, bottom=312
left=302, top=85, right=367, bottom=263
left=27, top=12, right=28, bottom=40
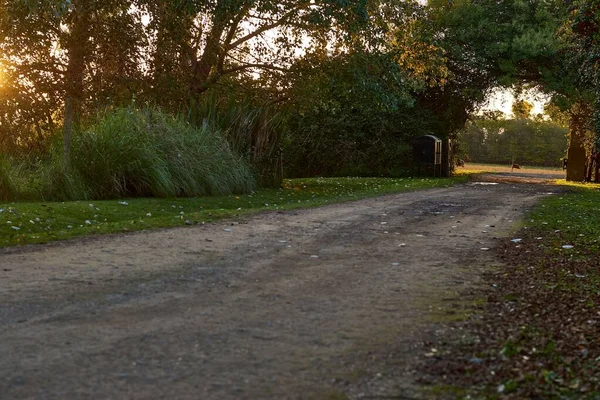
left=0, top=0, right=146, bottom=147
left=544, top=103, right=570, bottom=128
left=458, top=117, right=568, bottom=166
left=188, top=92, right=284, bottom=187
left=145, top=0, right=381, bottom=102
left=0, top=156, right=17, bottom=201
left=570, top=0, right=600, bottom=138
left=283, top=52, right=418, bottom=177
left=0, top=0, right=590, bottom=185
left=40, top=153, right=93, bottom=201
left=423, top=0, right=568, bottom=132
left=512, top=100, right=534, bottom=120
left=44, top=107, right=256, bottom=200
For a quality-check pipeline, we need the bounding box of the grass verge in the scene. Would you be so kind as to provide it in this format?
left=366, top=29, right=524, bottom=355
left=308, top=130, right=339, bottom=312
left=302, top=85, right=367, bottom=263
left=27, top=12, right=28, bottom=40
left=0, top=176, right=469, bottom=248
left=420, top=184, right=600, bottom=399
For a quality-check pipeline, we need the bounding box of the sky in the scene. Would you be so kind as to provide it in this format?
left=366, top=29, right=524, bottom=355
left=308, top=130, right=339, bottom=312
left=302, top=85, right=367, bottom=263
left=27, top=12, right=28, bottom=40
left=479, top=88, right=549, bottom=118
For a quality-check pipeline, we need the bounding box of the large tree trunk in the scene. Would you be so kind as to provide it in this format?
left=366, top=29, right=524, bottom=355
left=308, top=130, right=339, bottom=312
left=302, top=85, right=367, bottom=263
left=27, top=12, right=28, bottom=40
left=188, top=22, right=226, bottom=98
left=150, top=1, right=196, bottom=109
left=566, top=103, right=590, bottom=182
left=63, top=6, right=89, bottom=173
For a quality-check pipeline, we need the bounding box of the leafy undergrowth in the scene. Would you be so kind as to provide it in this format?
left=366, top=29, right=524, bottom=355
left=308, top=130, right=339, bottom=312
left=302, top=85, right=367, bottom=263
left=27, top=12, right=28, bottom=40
left=420, top=186, right=600, bottom=399
left=0, top=176, right=468, bottom=248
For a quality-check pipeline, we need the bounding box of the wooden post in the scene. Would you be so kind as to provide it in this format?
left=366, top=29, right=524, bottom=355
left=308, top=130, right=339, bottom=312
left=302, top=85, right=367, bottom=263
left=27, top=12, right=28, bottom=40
left=441, top=139, right=452, bottom=177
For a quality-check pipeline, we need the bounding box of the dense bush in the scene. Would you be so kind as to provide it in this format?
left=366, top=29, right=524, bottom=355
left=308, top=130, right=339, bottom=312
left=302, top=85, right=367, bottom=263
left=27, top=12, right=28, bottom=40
left=43, top=107, right=256, bottom=200
left=283, top=53, right=421, bottom=178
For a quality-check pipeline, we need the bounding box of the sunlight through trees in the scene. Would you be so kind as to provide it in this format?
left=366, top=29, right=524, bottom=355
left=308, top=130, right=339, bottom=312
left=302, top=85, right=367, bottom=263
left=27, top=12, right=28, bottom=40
left=0, top=0, right=598, bottom=201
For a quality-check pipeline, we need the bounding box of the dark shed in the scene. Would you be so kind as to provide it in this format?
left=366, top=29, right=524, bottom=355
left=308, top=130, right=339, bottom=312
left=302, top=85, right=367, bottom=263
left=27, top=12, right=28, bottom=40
left=413, top=135, right=442, bottom=176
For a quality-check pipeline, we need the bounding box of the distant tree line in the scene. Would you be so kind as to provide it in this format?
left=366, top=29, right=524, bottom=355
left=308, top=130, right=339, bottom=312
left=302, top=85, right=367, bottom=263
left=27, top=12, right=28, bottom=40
left=458, top=118, right=568, bottom=167
left=458, top=101, right=569, bottom=167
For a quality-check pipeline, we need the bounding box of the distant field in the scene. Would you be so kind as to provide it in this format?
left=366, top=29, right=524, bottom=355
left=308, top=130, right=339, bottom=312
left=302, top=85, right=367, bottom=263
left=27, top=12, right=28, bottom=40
left=460, top=162, right=565, bottom=176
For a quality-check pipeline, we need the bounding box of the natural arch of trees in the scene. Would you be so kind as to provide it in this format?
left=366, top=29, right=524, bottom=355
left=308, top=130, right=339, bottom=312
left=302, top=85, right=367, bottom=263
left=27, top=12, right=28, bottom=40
left=1, top=0, right=599, bottom=199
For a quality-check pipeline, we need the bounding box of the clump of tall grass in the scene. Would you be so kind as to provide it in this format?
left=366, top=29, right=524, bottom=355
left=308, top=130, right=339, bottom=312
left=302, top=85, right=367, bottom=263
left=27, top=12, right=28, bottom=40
left=44, top=107, right=256, bottom=200
left=40, top=154, right=92, bottom=201
left=0, top=156, right=18, bottom=201
left=188, top=92, right=284, bottom=187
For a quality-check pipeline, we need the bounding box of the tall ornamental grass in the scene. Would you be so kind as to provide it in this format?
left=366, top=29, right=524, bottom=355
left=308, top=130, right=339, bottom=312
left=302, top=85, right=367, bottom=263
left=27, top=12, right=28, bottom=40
left=188, top=93, right=284, bottom=187
left=45, top=107, right=256, bottom=200
left=0, top=156, right=17, bottom=201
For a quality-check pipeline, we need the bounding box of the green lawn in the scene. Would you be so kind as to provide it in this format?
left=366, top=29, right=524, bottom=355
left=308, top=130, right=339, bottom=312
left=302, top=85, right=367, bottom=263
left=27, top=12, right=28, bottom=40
left=0, top=176, right=469, bottom=248
left=528, top=184, right=600, bottom=251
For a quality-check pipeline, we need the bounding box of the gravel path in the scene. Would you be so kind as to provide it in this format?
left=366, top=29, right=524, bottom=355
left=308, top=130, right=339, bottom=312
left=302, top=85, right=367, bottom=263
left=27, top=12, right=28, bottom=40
left=0, top=180, right=558, bottom=399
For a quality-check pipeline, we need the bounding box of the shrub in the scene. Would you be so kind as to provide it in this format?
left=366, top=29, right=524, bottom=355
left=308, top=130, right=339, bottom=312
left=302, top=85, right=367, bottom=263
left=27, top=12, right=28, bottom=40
left=44, top=107, right=256, bottom=200
left=281, top=52, right=420, bottom=178
left=39, top=154, right=92, bottom=201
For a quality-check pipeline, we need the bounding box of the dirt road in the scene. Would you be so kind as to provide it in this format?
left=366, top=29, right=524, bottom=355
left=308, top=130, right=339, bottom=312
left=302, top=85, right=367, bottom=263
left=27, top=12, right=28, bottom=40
left=0, top=180, right=559, bottom=399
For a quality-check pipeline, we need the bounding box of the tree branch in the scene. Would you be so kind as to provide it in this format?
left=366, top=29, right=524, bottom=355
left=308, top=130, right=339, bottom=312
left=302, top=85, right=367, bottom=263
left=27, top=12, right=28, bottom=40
left=218, top=6, right=251, bottom=73
left=226, top=2, right=312, bottom=50
left=6, top=60, right=67, bottom=75
left=221, top=63, right=289, bottom=75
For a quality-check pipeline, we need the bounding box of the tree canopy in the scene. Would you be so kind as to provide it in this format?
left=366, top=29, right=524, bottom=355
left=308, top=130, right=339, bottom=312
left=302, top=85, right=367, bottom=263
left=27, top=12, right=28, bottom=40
left=0, top=0, right=598, bottom=184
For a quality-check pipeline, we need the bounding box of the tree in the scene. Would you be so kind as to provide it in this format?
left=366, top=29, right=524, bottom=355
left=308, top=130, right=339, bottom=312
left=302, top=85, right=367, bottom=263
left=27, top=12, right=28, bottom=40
left=458, top=116, right=568, bottom=167
left=0, top=0, right=145, bottom=166
left=567, top=0, right=600, bottom=181
left=544, top=103, right=570, bottom=128
left=512, top=100, right=533, bottom=120
left=141, top=0, right=384, bottom=104
left=283, top=50, right=418, bottom=177
left=415, top=0, right=567, bottom=140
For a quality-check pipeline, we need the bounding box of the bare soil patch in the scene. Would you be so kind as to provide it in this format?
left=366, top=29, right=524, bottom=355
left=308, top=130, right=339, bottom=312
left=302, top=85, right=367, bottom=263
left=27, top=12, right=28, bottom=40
left=0, top=180, right=559, bottom=399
